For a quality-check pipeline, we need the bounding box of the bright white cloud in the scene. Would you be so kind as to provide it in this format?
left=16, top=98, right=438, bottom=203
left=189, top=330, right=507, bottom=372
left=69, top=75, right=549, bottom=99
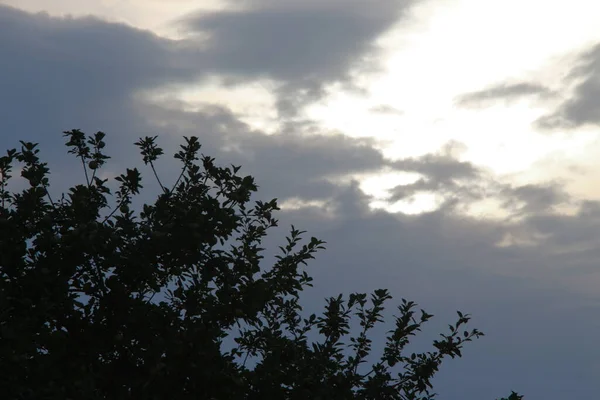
left=139, top=76, right=282, bottom=134
left=306, top=0, right=600, bottom=214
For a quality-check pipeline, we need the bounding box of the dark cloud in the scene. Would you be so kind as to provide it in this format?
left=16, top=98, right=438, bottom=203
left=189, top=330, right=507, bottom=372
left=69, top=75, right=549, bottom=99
left=0, top=4, right=202, bottom=158
left=536, top=43, right=600, bottom=129
left=233, top=131, right=385, bottom=201
left=396, top=153, right=480, bottom=184
left=516, top=200, right=600, bottom=258
left=385, top=143, right=483, bottom=204
left=455, top=82, right=551, bottom=108
left=177, top=0, right=414, bottom=115
left=500, top=182, right=571, bottom=215
left=179, top=0, right=412, bottom=82
left=273, top=82, right=329, bottom=118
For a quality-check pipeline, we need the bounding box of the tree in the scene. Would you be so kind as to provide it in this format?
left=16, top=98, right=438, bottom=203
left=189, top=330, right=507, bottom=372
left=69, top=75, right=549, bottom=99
left=0, top=130, right=520, bottom=399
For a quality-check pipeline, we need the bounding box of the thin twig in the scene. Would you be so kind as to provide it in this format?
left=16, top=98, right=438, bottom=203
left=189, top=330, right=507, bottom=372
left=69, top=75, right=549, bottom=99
left=242, top=351, right=251, bottom=368
left=80, top=155, right=90, bottom=187
left=170, top=165, right=187, bottom=193
left=149, top=160, right=166, bottom=192
left=42, top=183, right=55, bottom=208
left=101, top=190, right=130, bottom=225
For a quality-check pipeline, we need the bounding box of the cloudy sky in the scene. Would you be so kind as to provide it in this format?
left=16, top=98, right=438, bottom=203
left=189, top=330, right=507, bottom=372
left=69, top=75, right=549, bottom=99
left=3, top=0, right=600, bottom=398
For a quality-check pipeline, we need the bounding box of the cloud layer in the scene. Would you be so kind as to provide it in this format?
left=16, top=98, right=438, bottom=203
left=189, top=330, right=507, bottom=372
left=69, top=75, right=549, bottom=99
left=3, top=4, right=600, bottom=399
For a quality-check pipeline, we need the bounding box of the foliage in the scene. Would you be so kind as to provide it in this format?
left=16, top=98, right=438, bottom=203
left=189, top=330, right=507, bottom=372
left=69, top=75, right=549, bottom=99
left=0, top=130, right=520, bottom=399
left=499, top=393, right=523, bottom=400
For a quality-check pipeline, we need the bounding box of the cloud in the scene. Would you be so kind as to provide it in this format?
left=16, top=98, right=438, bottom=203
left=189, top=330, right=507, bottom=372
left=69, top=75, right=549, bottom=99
left=0, top=4, right=201, bottom=154
left=514, top=200, right=600, bottom=258
left=4, top=4, right=600, bottom=400
left=179, top=0, right=412, bottom=83
left=135, top=101, right=390, bottom=207
left=500, top=182, right=571, bottom=215
left=271, top=179, right=600, bottom=400
left=0, top=3, right=403, bottom=205
left=536, top=43, right=600, bottom=129
left=455, top=82, right=552, bottom=108
left=369, top=104, right=404, bottom=115
left=385, top=142, right=483, bottom=204
left=177, top=0, right=415, bottom=114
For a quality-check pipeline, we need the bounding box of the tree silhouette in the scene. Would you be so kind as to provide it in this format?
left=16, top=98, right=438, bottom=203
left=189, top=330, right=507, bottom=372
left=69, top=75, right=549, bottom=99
left=0, top=130, right=520, bottom=399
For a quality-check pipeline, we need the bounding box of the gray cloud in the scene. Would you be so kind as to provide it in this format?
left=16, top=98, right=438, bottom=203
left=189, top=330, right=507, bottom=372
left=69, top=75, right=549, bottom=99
left=501, top=182, right=571, bottom=215
left=271, top=182, right=600, bottom=400
left=135, top=100, right=388, bottom=205
left=536, top=43, right=600, bottom=129
left=0, top=0, right=417, bottom=132
left=179, top=0, right=412, bottom=82
left=386, top=144, right=483, bottom=204
left=0, top=4, right=202, bottom=158
left=177, top=0, right=414, bottom=115
left=455, top=82, right=552, bottom=108
left=515, top=200, right=600, bottom=260
left=0, top=3, right=397, bottom=205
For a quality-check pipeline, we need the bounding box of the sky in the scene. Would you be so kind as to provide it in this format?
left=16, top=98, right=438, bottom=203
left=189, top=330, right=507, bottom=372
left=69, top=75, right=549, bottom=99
left=2, top=0, right=600, bottom=398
